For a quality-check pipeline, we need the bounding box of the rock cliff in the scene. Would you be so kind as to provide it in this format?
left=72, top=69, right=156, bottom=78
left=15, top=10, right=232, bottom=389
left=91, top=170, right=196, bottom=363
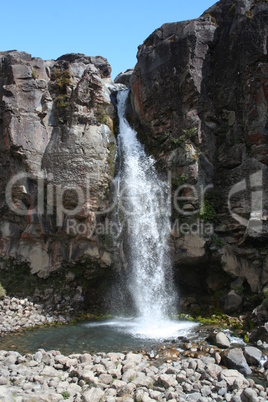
left=130, top=0, right=268, bottom=315
left=0, top=51, right=123, bottom=310
left=1, top=0, right=268, bottom=317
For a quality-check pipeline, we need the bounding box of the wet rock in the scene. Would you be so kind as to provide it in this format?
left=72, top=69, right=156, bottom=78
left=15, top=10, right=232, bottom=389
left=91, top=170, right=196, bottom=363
left=249, top=326, right=268, bottom=343
left=244, top=346, right=262, bottom=366
left=252, top=302, right=268, bottom=322
left=221, top=349, right=252, bottom=376
left=207, top=331, right=231, bottom=349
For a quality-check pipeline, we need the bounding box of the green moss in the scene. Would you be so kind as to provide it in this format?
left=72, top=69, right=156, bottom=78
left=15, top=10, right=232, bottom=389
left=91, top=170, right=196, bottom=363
left=171, top=174, right=187, bottom=188
left=51, top=68, right=72, bottom=124
left=170, top=127, right=198, bottom=148
left=96, top=105, right=114, bottom=132
left=243, top=334, right=249, bottom=343
left=198, top=200, right=217, bottom=222
left=61, top=391, right=70, bottom=400
left=0, top=282, right=6, bottom=299
left=55, top=94, right=69, bottom=124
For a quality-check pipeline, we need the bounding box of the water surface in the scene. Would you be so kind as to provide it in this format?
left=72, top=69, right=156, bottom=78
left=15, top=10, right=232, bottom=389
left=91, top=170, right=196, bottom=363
left=0, top=318, right=198, bottom=355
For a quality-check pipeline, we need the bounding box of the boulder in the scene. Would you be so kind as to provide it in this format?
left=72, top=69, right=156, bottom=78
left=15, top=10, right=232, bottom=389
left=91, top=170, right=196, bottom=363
left=114, top=69, right=134, bottom=86
left=241, top=387, right=259, bottom=402
left=252, top=302, right=268, bottom=322
left=243, top=346, right=262, bottom=366
left=222, top=290, right=243, bottom=314
left=249, top=325, right=268, bottom=343
left=82, top=388, right=105, bottom=402
left=220, top=369, right=249, bottom=389
left=130, top=0, right=268, bottom=308
left=221, top=348, right=252, bottom=376
left=207, top=331, right=231, bottom=348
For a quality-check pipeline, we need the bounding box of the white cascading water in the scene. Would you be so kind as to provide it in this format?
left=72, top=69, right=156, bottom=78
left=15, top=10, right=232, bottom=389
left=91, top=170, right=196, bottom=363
left=111, top=90, right=197, bottom=338
left=116, top=90, right=176, bottom=324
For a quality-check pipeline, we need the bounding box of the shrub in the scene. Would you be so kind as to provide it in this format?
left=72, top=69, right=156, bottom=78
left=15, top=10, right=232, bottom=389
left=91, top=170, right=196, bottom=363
left=198, top=200, right=217, bottom=221
left=61, top=391, right=70, bottom=400
left=51, top=68, right=71, bottom=94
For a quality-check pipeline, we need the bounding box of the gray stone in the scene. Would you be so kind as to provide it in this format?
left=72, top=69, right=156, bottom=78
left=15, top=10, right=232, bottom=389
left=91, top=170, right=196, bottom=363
left=220, top=369, right=249, bottom=389
left=241, top=387, right=259, bottom=402
left=40, top=365, right=60, bottom=377
left=111, top=379, right=128, bottom=390
left=223, top=291, right=243, bottom=314
left=244, top=346, right=262, bottom=366
left=158, top=374, right=177, bottom=388
left=98, top=373, right=113, bottom=385
left=0, top=386, right=14, bottom=402
left=208, top=331, right=231, bottom=349
left=122, top=369, right=137, bottom=382
left=0, top=377, right=7, bottom=386
left=221, top=349, right=252, bottom=376
left=114, top=69, right=134, bottom=87
left=82, top=387, right=105, bottom=402
left=0, top=50, right=118, bottom=287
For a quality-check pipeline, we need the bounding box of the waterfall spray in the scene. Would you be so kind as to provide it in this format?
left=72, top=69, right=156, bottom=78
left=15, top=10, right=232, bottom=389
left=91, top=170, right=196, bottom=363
left=115, top=90, right=177, bottom=325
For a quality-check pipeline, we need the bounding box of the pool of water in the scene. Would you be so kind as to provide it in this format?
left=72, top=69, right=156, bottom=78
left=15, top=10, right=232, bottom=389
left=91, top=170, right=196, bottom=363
left=0, top=318, right=198, bottom=355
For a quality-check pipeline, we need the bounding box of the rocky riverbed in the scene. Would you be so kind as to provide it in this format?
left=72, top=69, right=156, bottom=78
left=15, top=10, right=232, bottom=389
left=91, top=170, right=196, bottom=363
left=0, top=296, right=68, bottom=336
left=0, top=296, right=268, bottom=401
left=0, top=347, right=267, bottom=402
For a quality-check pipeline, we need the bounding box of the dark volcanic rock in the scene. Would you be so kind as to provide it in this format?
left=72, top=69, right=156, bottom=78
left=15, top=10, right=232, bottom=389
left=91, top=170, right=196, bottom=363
left=244, top=346, right=262, bottom=366
left=221, top=348, right=252, bottom=376
left=0, top=50, right=122, bottom=307
left=207, top=331, right=231, bottom=349
left=130, top=0, right=268, bottom=308
left=114, top=69, right=134, bottom=87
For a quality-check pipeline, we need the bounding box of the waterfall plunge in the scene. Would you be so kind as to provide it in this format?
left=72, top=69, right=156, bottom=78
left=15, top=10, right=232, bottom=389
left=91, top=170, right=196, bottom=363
left=115, top=90, right=178, bottom=332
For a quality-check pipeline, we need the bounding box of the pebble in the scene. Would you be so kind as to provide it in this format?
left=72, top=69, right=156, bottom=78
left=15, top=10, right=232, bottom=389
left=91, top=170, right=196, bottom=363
left=0, top=348, right=266, bottom=401
left=0, top=296, right=267, bottom=400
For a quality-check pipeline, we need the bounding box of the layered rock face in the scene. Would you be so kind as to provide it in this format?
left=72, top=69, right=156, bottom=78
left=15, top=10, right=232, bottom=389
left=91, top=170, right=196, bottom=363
left=130, top=0, right=268, bottom=312
left=0, top=51, right=122, bottom=308
left=1, top=0, right=268, bottom=315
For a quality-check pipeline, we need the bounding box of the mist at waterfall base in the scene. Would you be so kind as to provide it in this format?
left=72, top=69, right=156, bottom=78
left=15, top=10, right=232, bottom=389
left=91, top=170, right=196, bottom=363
left=105, top=90, right=197, bottom=340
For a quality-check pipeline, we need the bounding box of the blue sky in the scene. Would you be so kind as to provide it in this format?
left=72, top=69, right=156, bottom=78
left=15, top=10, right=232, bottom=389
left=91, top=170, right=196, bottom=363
left=1, top=0, right=216, bottom=78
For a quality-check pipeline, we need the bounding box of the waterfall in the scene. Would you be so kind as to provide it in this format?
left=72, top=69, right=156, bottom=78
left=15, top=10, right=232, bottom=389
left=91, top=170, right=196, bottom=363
left=115, top=90, right=177, bottom=325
